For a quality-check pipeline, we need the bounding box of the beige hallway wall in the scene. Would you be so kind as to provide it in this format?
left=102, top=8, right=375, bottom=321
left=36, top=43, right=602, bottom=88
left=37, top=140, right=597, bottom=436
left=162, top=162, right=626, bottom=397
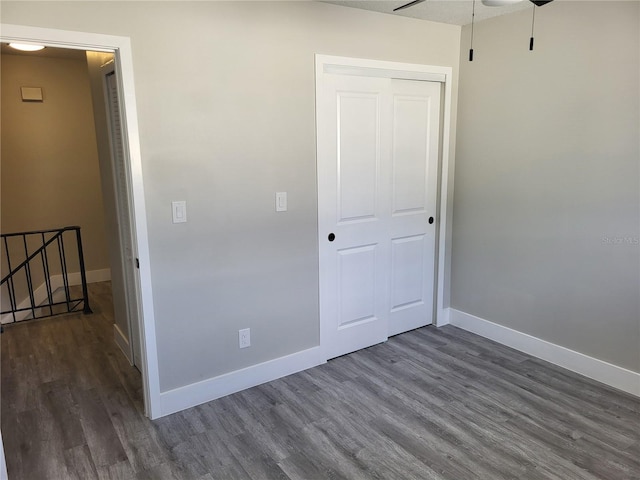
left=1, top=53, right=110, bottom=274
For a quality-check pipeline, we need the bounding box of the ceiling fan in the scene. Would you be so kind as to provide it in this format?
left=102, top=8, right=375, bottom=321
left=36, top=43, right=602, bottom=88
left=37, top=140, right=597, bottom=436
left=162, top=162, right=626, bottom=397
left=393, top=0, right=554, bottom=60
left=393, top=0, right=552, bottom=12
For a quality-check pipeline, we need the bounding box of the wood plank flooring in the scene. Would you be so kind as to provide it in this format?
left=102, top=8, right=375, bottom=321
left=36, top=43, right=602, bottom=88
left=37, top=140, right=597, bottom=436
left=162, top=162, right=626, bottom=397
left=2, top=281, right=639, bottom=479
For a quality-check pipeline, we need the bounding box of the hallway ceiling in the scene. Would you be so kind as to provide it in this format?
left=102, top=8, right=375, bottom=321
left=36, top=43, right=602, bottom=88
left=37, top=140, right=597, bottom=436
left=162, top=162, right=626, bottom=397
left=324, top=0, right=533, bottom=25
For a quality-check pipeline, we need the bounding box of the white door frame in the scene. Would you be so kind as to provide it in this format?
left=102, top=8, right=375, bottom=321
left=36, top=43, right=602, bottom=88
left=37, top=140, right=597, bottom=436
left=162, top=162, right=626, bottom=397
left=1, top=24, right=161, bottom=419
left=315, top=54, right=455, bottom=354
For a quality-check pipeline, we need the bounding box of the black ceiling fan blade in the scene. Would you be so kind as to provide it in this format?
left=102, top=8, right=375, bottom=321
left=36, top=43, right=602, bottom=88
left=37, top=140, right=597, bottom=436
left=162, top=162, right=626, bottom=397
left=529, top=0, right=553, bottom=6
left=393, top=0, right=426, bottom=12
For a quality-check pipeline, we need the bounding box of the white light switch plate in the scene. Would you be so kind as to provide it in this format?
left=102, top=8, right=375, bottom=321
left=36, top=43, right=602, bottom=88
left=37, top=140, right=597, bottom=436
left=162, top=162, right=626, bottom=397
left=239, top=328, right=251, bottom=348
left=172, top=201, right=187, bottom=223
left=276, top=192, right=287, bottom=212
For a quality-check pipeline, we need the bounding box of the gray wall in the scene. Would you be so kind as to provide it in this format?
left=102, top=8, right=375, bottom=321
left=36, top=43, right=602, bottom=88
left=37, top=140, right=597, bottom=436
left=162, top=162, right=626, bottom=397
left=454, top=1, right=639, bottom=372
left=1, top=1, right=461, bottom=391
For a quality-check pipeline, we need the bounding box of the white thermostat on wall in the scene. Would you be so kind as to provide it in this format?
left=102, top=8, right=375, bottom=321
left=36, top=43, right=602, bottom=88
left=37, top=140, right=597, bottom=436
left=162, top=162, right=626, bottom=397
left=21, top=86, right=44, bottom=102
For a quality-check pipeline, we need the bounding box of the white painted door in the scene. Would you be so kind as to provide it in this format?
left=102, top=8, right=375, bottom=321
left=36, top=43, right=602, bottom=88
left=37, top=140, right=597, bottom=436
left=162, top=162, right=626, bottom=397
left=318, top=74, right=391, bottom=360
left=104, top=67, right=142, bottom=368
left=318, top=72, right=440, bottom=360
left=387, top=79, right=440, bottom=336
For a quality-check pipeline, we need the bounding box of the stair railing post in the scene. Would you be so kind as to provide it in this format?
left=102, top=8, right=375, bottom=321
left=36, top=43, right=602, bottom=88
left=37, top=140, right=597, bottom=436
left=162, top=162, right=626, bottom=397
left=74, top=227, right=92, bottom=314
left=3, top=237, right=17, bottom=324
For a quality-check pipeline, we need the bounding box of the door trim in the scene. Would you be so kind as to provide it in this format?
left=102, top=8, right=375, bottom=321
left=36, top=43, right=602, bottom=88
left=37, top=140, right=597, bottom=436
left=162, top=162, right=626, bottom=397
left=1, top=23, right=161, bottom=419
left=315, top=54, right=455, bottom=354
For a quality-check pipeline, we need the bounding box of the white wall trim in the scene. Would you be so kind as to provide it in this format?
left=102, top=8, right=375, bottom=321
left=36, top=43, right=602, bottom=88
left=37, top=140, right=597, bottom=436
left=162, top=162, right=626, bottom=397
left=437, top=307, right=451, bottom=326
left=0, top=24, right=161, bottom=419
left=0, top=431, right=7, bottom=480
left=435, top=70, right=455, bottom=327
left=114, top=323, right=133, bottom=364
left=79, top=267, right=112, bottom=284
left=160, top=347, right=326, bottom=417
left=450, top=309, right=640, bottom=397
left=1, top=268, right=111, bottom=324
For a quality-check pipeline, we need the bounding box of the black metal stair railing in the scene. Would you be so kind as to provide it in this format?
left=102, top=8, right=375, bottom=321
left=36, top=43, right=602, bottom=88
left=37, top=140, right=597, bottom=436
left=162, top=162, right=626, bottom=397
left=1, top=226, right=92, bottom=327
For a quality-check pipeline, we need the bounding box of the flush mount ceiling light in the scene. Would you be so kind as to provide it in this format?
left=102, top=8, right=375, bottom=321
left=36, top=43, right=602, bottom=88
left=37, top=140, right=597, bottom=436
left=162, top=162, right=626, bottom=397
left=8, top=43, right=45, bottom=52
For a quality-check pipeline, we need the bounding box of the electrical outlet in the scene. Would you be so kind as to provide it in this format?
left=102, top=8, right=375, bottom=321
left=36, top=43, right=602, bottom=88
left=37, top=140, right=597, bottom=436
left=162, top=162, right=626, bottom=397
left=239, top=328, right=251, bottom=349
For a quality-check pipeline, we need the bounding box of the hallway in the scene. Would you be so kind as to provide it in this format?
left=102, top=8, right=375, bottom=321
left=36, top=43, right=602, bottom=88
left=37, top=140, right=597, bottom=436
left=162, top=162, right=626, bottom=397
left=1, top=282, right=148, bottom=479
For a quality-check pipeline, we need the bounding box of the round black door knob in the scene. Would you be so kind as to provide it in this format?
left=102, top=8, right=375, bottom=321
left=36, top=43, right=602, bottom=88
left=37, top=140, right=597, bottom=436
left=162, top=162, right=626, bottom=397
left=328, top=233, right=335, bottom=242
left=428, top=217, right=434, bottom=224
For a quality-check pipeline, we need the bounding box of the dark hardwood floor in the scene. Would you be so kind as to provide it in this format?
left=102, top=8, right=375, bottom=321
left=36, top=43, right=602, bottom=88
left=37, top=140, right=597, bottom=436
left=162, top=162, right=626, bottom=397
left=2, top=281, right=639, bottom=479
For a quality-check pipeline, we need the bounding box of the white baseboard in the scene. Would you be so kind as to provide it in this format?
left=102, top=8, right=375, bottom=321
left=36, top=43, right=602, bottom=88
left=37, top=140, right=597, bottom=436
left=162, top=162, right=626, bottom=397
left=0, top=431, right=7, bottom=480
left=450, top=309, right=640, bottom=397
left=69, top=268, right=111, bottom=285
left=159, top=346, right=326, bottom=417
left=114, top=323, right=133, bottom=365
left=436, top=307, right=451, bottom=326
left=1, top=268, right=111, bottom=324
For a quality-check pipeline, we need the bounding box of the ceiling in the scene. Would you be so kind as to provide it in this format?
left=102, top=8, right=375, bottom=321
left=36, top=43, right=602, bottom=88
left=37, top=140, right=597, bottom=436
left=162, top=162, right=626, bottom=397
left=0, top=2, right=535, bottom=38
left=324, top=0, right=534, bottom=26
left=1, top=2, right=539, bottom=47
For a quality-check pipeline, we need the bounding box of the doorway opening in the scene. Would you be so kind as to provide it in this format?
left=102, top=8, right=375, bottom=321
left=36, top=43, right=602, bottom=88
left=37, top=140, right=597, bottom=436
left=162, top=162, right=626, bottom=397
left=0, top=24, right=160, bottom=419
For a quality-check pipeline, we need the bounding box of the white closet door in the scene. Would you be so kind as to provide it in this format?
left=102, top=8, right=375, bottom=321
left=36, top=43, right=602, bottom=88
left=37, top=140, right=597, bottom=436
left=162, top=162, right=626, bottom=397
left=388, top=79, right=440, bottom=336
left=318, top=73, right=441, bottom=359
